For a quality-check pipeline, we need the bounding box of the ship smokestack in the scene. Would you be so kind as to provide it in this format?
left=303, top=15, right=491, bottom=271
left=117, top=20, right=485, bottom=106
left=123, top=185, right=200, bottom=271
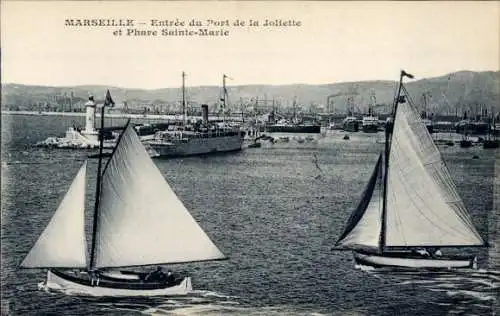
left=201, top=104, right=209, bottom=124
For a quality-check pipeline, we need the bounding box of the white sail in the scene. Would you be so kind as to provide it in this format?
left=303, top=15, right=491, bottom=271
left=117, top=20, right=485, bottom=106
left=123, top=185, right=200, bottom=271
left=385, top=102, right=485, bottom=247
left=93, top=124, right=226, bottom=268
left=337, top=155, right=383, bottom=250
left=21, top=162, right=88, bottom=268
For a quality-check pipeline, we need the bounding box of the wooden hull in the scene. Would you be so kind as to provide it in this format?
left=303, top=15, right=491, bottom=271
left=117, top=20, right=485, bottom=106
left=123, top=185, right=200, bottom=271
left=45, top=269, right=192, bottom=297
left=353, top=251, right=477, bottom=270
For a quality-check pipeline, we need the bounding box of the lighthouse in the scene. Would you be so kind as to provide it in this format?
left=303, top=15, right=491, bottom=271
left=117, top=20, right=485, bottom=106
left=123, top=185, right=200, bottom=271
left=81, top=95, right=99, bottom=143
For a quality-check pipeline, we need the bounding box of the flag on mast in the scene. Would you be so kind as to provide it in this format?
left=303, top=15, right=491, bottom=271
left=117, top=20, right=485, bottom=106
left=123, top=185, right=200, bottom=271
left=401, top=70, right=414, bottom=79
left=104, top=90, right=115, bottom=107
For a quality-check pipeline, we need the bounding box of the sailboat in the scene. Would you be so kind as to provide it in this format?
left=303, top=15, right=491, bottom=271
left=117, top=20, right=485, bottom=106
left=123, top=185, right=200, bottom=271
left=334, top=71, right=486, bottom=270
left=21, top=91, right=227, bottom=296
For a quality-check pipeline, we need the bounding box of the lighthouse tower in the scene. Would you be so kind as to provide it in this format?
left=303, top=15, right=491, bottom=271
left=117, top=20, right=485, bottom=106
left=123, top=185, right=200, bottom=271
left=80, top=95, right=99, bottom=143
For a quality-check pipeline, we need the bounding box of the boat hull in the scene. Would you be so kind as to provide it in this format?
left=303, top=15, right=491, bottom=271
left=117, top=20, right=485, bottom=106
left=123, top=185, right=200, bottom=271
left=149, top=135, right=243, bottom=157
left=460, top=140, right=472, bottom=148
left=353, top=251, right=476, bottom=269
left=261, top=125, right=321, bottom=134
left=483, top=140, right=499, bottom=149
left=45, top=269, right=192, bottom=297
left=362, top=124, right=379, bottom=133
left=343, top=122, right=359, bottom=132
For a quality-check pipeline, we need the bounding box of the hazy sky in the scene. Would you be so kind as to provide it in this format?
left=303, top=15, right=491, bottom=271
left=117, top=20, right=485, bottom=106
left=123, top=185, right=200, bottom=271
left=1, top=1, right=499, bottom=89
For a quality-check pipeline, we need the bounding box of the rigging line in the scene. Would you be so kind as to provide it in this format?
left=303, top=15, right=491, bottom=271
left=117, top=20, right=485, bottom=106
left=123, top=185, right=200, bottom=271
left=102, top=119, right=132, bottom=175
left=390, top=83, right=401, bottom=114
left=400, top=99, right=448, bottom=169
left=90, top=105, right=106, bottom=271
left=373, top=160, right=384, bottom=245
left=402, top=85, right=418, bottom=109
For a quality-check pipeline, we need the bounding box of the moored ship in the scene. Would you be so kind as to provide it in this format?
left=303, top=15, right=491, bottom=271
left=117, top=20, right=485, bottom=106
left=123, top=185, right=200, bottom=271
left=146, top=73, right=243, bottom=158
left=148, top=123, right=243, bottom=157
left=264, top=122, right=321, bottom=134
left=361, top=115, right=379, bottom=133
left=421, top=118, right=434, bottom=134
left=343, top=116, right=359, bottom=132
left=483, top=115, right=499, bottom=149
left=261, top=99, right=321, bottom=134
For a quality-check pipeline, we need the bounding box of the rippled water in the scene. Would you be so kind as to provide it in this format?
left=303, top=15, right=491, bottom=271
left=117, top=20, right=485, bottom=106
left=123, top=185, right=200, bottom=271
left=1, top=114, right=498, bottom=315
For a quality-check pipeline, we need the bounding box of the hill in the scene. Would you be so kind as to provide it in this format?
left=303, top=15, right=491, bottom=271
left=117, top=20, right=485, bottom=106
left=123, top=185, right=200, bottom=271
left=2, top=70, right=499, bottom=116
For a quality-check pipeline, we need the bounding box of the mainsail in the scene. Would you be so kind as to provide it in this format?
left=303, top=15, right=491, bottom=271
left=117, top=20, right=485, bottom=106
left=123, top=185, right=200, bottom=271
left=336, top=154, right=383, bottom=250
left=93, top=124, right=226, bottom=269
left=385, top=100, right=485, bottom=247
left=21, top=162, right=88, bottom=268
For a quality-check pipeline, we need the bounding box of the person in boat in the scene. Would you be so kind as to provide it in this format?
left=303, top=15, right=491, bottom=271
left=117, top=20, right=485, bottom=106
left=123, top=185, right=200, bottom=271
left=90, top=270, right=101, bottom=286
left=428, top=247, right=442, bottom=258
left=414, top=248, right=430, bottom=257
left=166, top=270, right=176, bottom=285
left=145, top=266, right=167, bottom=282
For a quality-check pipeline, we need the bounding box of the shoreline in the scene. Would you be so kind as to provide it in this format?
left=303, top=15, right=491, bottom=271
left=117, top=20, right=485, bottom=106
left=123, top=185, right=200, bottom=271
left=0, top=110, right=243, bottom=122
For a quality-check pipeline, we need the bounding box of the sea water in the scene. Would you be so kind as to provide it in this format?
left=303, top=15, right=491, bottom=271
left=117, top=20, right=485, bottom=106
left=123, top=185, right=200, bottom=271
left=1, top=114, right=498, bottom=315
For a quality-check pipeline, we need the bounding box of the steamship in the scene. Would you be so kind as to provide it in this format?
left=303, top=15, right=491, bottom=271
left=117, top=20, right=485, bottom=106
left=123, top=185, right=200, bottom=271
left=145, top=73, right=244, bottom=158
left=261, top=102, right=321, bottom=134
left=361, top=115, right=379, bottom=133
left=263, top=122, right=321, bottom=134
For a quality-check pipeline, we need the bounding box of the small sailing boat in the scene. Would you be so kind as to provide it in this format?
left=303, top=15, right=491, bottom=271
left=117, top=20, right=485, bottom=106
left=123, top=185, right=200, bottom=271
left=334, top=71, right=486, bottom=270
left=21, top=91, right=226, bottom=296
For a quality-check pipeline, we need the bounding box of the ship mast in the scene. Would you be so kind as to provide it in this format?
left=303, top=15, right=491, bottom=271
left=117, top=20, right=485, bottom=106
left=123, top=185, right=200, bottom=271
left=421, top=92, right=429, bottom=119
left=89, top=90, right=114, bottom=270
left=292, top=97, right=297, bottom=123
left=222, top=74, right=228, bottom=125
left=369, top=89, right=376, bottom=116
left=240, top=97, right=245, bottom=124
left=379, top=70, right=413, bottom=252
left=182, top=71, right=187, bottom=126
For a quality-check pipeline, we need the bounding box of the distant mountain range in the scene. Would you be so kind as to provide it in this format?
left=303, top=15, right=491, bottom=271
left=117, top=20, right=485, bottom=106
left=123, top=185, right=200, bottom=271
left=2, top=70, right=499, bottom=116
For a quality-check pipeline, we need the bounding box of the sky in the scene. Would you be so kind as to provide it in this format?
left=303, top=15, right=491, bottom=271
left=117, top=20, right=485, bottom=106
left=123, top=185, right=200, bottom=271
left=1, top=1, right=499, bottom=89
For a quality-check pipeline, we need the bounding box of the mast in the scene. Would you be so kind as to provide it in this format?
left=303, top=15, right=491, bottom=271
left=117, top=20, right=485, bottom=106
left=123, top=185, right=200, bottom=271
left=223, top=74, right=227, bottom=125
left=380, top=70, right=409, bottom=252
left=240, top=97, right=245, bottom=124
left=182, top=71, right=187, bottom=126
left=488, top=107, right=494, bottom=141
left=89, top=94, right=107, bottom=270
left=421, top=92, right=427, bottom=119
left=292, top=97, right=297, bottom=123
left=493, top=109, right=496, bottom=141
left=369, top=89, right=376, bottom=116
